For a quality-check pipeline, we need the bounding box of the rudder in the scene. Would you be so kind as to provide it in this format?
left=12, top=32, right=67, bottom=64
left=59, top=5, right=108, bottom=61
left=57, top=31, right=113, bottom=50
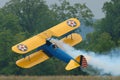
left=75, top=55, right=87, bottom=68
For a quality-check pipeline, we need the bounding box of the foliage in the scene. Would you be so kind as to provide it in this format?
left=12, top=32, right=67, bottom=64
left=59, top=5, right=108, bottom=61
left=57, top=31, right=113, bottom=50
left=4, top=0, right=55, bottom=34
left=0, top=8, right=26, bottom=75
left=0, top=0, right=93, bottom=75
left=51, top=0, right=93, bottom=25
left=0, top=10, right=22, bottom=34
left=102, top=0, right=120, bottom=45
left=81, top=0, right=120, bottom=52
left=0, top=29, right=26, bottom=75
left=84, top=32, right=115, bottom=53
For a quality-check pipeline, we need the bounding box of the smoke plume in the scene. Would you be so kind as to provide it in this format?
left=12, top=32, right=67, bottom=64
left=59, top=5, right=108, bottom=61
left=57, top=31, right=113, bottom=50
left=51, top=38, right=120, bottom=76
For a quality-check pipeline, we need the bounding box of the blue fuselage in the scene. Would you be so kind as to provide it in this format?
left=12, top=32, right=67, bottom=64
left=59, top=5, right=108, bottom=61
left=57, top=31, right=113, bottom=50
left=38, top=40, right=73, bottom=63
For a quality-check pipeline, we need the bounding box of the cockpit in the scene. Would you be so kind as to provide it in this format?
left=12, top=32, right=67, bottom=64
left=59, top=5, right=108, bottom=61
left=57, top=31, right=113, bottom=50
left=52, top=43, right=58, bottom=49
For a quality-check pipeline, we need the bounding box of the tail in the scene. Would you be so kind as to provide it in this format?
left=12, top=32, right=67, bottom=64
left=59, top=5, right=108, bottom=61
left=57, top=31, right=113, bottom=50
left=76, top=55, right=88, bottom=68
left=65, top=55, right=87, bottom=70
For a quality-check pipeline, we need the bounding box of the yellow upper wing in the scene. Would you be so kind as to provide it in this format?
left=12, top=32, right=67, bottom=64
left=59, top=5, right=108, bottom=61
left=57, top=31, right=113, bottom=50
left=12, top=18, right=80, bottom=54
left=12, top=30, right=52, bottom=54
left=49, top=18, right=80, bottom=37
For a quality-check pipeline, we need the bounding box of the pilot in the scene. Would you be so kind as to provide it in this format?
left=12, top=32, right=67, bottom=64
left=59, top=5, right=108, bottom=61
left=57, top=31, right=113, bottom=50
left=52, top=43, right=58, bottom=49
left=46, top=38, right=52, bottom=46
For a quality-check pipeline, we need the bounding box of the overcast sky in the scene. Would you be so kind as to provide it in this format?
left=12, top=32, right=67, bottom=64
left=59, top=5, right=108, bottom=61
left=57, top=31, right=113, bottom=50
left=0, top=0, right=110, bottom=19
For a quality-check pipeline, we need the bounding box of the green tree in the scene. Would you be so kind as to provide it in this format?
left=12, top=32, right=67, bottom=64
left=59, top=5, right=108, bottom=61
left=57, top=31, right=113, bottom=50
left=4, top=0, right=55, bottom=34
left=82, top=0, right=120, bottom=52
left=51, top=0, right=93, bottom=25
left=94, top=0, right=120, bottom=46
left=0, top=9, right=26, bottom=75
left=0, top=10, right=22, bottom=34
left=0, top=29, right=26, bottom=75
left=85, top=32, right=115, bottom=52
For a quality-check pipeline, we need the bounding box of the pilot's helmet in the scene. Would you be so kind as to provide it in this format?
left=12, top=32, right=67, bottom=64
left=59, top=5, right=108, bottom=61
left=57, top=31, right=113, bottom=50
left=52, top=43, right=58, bottom=49
left=46, top=38, right=51, bottom=41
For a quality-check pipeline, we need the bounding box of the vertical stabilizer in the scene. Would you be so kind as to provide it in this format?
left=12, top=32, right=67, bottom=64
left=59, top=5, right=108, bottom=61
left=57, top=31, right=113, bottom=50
left=75, top=55, right=87, bottom=68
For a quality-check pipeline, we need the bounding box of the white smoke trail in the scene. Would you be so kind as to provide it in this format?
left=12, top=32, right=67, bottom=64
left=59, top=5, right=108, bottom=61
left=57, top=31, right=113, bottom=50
left=51, top=38, right=120, bottom=76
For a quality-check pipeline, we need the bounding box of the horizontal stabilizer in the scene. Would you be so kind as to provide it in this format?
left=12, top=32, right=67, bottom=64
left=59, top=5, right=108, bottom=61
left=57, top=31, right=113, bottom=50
left=65, top=60, right=80, bottom=70
left=16, top=50, right=49, bottom=68
left=61, top=33, right=82, bottom=46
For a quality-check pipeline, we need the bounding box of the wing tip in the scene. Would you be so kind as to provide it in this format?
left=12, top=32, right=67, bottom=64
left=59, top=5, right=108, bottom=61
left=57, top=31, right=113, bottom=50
left=12, top=44, right=29, bottom=54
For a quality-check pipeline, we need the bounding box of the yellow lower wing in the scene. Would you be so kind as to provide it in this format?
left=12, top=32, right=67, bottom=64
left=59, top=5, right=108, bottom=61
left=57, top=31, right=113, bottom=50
left=16, top=50, right=49, bottom=68
left=61, top=33, right=82, bottom=46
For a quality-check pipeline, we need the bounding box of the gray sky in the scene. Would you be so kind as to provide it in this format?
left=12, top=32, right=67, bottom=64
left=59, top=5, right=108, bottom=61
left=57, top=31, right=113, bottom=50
left=0, top=0, right=110, bottom=19
left=46, top=0, right=111, bottom=19
left=0, top=0, right=9, bottom=7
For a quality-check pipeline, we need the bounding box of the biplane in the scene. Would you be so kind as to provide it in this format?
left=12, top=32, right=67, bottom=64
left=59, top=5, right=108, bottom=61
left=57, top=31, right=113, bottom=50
left=12, top=18, right=87, bottom=70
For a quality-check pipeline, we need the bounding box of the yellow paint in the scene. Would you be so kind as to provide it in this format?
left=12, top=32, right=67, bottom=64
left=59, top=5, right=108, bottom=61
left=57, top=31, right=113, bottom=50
left=61, top=33, right=82, bottom=46
left=12, top=18, right=80, bottom=54
left=65, top=60, right=80, bottom=70
left=75, top=55, right=81, bottom=62
left=16, top=50, right=49, bottom=68
left=12, top=34, right=46, bottom=54
left=49, top=18, right=80, bottom=37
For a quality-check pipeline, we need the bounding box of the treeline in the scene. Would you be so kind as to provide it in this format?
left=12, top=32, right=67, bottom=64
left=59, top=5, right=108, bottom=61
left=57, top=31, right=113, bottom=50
left=0, top=0, right=93, bottom=75
left=78, top=0, right=120, bottom=53
left=0, top=0, right=119, bottom=75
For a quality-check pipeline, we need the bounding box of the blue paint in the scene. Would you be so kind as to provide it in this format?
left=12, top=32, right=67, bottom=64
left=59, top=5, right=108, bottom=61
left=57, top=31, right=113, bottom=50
left=37, top=40, right=73, bottom=63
